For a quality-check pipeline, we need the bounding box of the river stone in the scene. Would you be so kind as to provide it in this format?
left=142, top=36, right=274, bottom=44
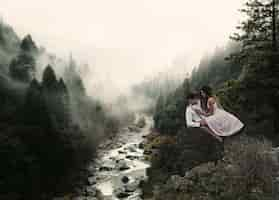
left=87, top=169, right=95, bottom=176
left=126, top=155, right=139, bottom=160
left=99, top=164, right=114, bottom=171
left=112, top=143, right=123, bottom=149
left=118, top=150, right=127, bottom=154
left=115, top=188, right=131, bottom=198
left=138, top=142, right=145, bottom=149
left=119, top=164, right=130, bottom=171
left=125, top=181, right=139, bottom=192
left=88, top=176, right=97, bottom=185
left=122, top=176, right=130, bottom=184
left=116, top=159, right=130, bottom=171
left=143, top=150, right=152, bottom=155
left=124, top=145, right=138, bottom=153
left=85, top=186, right=97, bottom=196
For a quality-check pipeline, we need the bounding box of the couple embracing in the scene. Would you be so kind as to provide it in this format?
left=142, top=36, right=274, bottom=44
left=186, top=86, right=244, bottom=142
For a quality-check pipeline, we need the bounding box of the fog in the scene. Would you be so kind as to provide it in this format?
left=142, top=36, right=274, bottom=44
left=0, top=0, right=245, bottom=95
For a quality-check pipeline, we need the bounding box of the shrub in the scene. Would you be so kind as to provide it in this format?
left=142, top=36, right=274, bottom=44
left=224, top=135, right=276, bottom=194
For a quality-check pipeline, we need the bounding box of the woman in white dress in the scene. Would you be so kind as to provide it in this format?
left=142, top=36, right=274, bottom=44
left=195, top=86, right=244, bottom=142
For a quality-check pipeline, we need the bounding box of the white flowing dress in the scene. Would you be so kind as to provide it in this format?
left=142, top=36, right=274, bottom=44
left=205, top=102, right=244, bottom=136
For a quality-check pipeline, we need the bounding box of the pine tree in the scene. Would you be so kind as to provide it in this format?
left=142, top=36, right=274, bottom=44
left=230, top=0, right=278, bottom=65
left=227, top=0, right=279, bottom=136
left=0, top=20, right=4, bottom=44
left=9, top=53, right=36, bottom=82
left=57, top=78, right=71, bottom=127
left=24, top=79, right=51, bottom=127
left=229, top=0, right=279, bottom=95
left=42, top=65, right=57, bottom=90
left=64, top=54, right=86, bottom=97
left=153, top=93, right=165, bottom=130
left=42, top=66, right=72, bottom=129
left=20, top=34, right=38, bottom=53
left=9, top=35, right=37, bottom=82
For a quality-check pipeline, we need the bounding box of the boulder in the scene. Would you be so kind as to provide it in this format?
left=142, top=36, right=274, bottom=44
left=118, top=150, right=127, bottom=154
left=85, top=186, right=97, bottom=196
left=99, top=163, right=114, bottom=171
left=125, top=144, right=138, bottom=152
left=116, top=159, right=130, bottom=171
left=126, top=155, right=139, bottom=160
left=125, top=181, right=139, bottom=192
left=175, top=127, right=224, bottom=171
left=87, top=165, right=97, bottom=175
left=143, top=150, right=152, bottom=155
left=139, top=142, right=145, bottom=149
left=119, top=163, right=130, bottom=171
left=87, top=176, right=97, bottom=185
left=122, top=176, right=130, bottom=184
left=114, top=188, right=131, bottom=198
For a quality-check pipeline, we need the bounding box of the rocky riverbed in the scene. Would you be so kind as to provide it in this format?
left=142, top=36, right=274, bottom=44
left=68, top=115, right=152, bottom=200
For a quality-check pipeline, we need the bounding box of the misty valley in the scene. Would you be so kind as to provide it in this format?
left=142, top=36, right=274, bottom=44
left=2, top=0, right=279, bottom=200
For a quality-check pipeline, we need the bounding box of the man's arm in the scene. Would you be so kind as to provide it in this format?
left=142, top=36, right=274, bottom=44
left=186, top=107, right=200, bottom=128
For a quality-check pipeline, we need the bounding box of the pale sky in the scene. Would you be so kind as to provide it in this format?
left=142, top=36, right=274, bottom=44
left=0, top=0, right=245, bottom=92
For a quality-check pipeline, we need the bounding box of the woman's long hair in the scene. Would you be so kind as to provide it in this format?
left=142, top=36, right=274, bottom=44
left=200, top=85, right=223, bottom=111
left=200, top=85, right=213, bottom=112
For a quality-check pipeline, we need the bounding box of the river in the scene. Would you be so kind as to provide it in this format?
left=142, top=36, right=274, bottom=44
left=82, top=114, right=152, bottom=200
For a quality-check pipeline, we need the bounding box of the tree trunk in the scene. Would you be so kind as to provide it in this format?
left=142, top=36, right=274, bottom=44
left=272, top=0, right=277, bottom=51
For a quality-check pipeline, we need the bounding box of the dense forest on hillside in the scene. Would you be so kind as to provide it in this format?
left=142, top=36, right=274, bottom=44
left=145, top=0, right=279, bottom=199
left=0, top=20, right=133, bottom=199
left=154, top=0, right=279, bottom=139
left=191, top=42, right=242, bottom=89
left=132, top=72, right=182, bottom=100
left=152, top=41, right=243, bottom=135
